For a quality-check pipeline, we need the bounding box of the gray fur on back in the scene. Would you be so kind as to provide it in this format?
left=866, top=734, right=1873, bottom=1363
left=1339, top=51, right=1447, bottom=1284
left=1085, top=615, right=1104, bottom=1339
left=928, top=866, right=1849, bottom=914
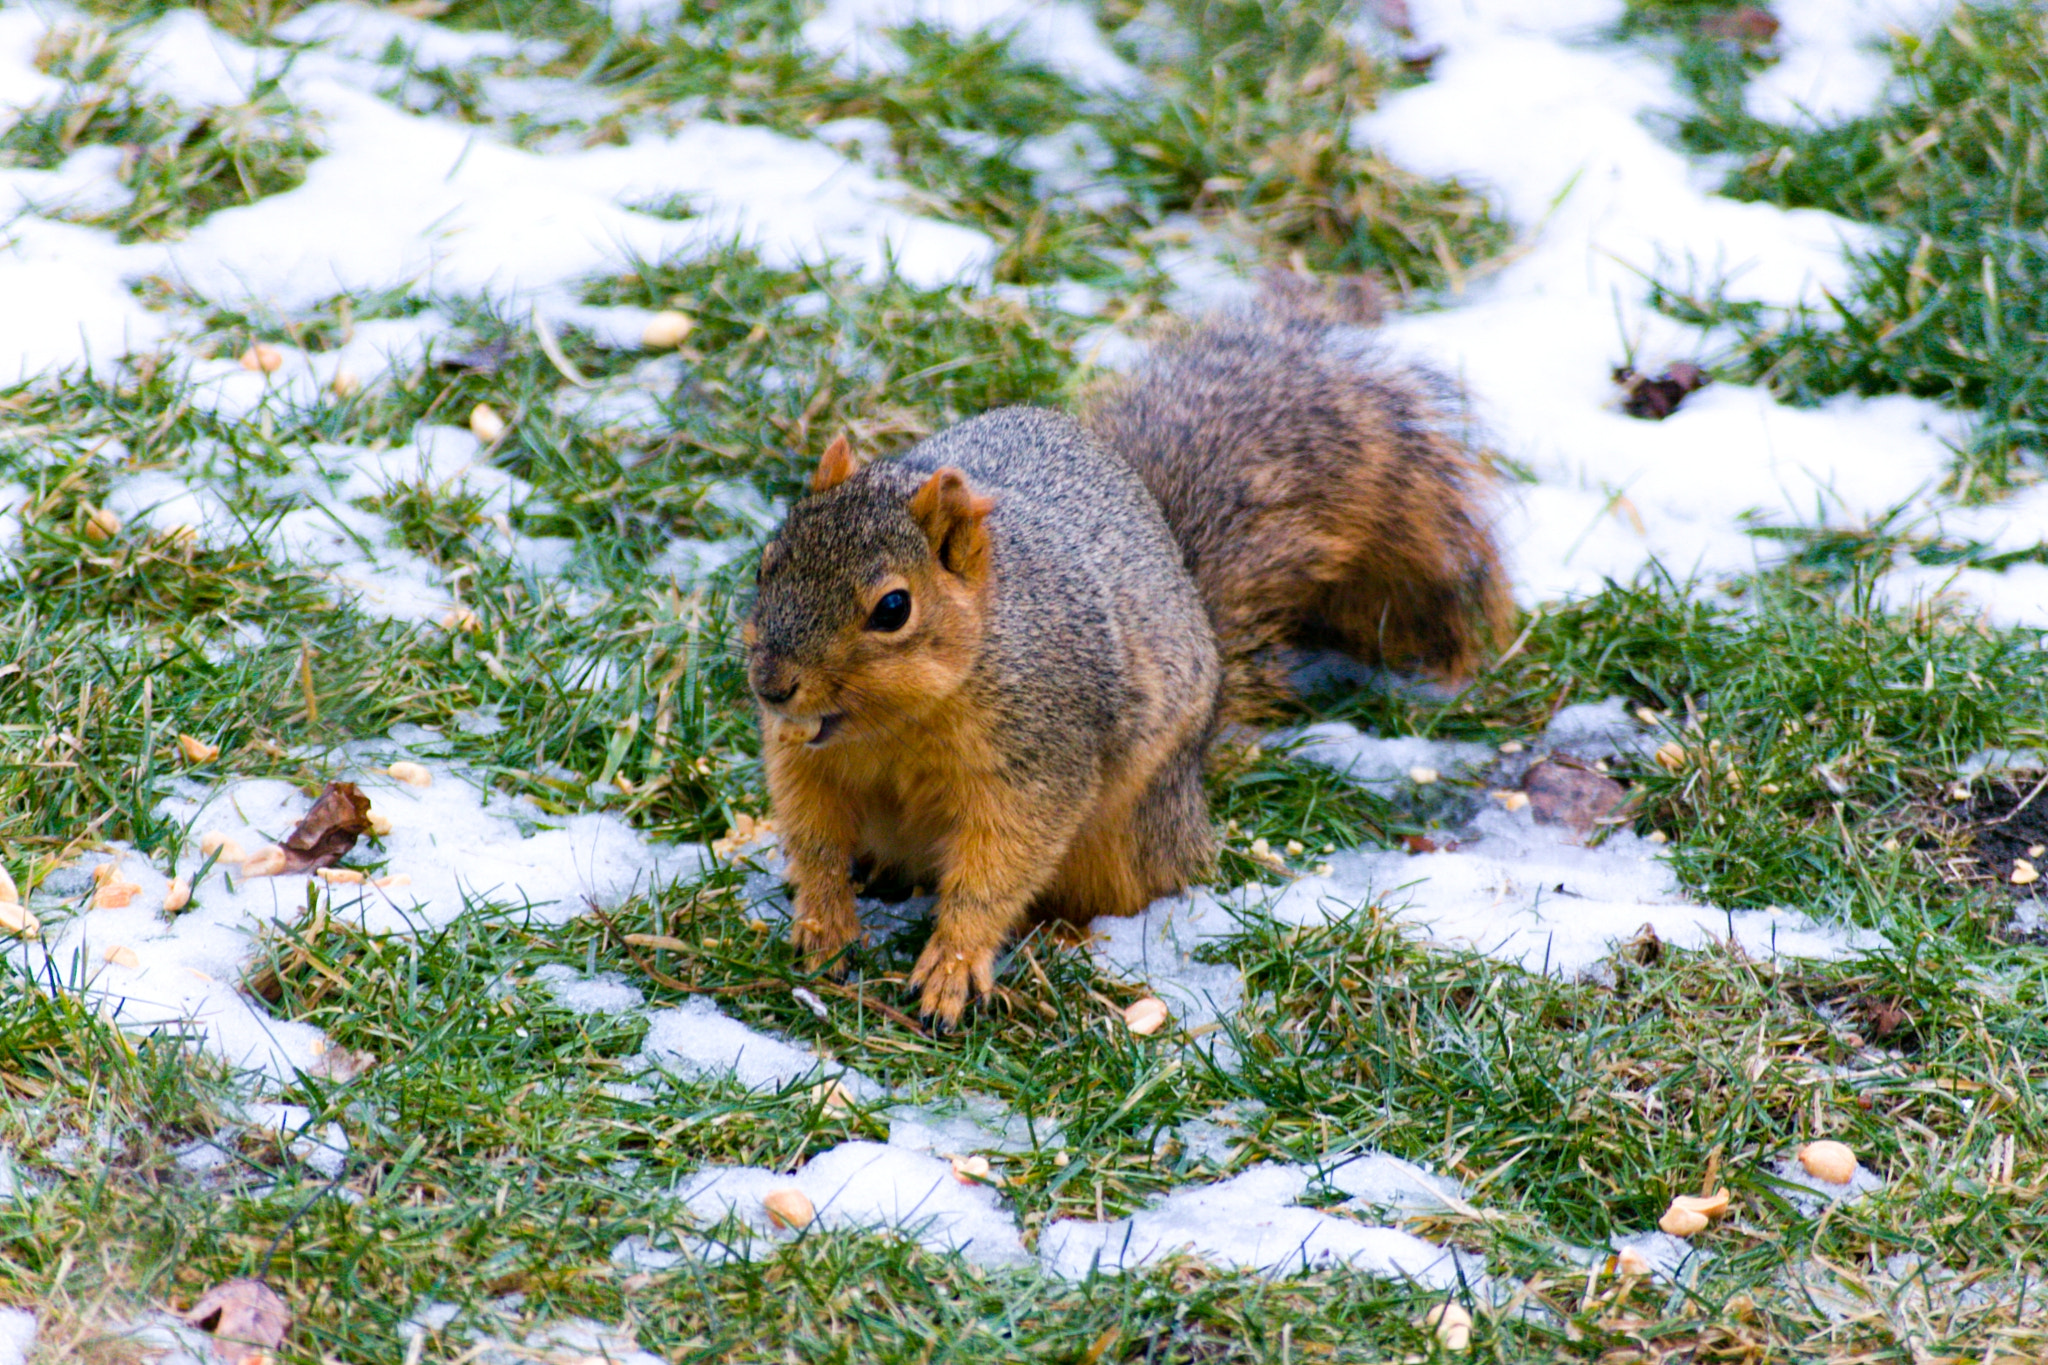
left=878, top=406, right=1220, bottom=780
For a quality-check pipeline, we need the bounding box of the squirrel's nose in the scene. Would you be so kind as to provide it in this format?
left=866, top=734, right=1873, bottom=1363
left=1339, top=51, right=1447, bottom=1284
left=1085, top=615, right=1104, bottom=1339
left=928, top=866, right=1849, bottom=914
left=753, top=675, right=798, bottom=706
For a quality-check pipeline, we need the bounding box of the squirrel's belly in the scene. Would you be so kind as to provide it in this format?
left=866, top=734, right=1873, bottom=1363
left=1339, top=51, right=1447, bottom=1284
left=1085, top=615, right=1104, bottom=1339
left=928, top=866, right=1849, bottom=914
left=856, top=806, right=947, bottom=884
left=848, top=773, right=953, bottom=886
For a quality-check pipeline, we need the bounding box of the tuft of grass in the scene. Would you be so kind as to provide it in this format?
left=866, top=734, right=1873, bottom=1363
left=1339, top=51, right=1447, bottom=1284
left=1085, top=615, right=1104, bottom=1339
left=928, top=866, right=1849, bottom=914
left=0, top=23, right=320, bottom=242
left=1333, top=562, right=2048, bottom=928
left=1647, top=4, right=2048, bottom=491
left=1224, top=902, right=2048, bottom=1359
left=1114, top=0, right=1510, bottom=295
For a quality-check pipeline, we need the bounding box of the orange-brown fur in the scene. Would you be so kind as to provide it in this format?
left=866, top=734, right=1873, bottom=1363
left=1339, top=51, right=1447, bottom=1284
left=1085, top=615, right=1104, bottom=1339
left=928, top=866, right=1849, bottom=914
left=745, top=310, right=1508, bottom=1027
left=1083, top=307, right=1514, bottom=715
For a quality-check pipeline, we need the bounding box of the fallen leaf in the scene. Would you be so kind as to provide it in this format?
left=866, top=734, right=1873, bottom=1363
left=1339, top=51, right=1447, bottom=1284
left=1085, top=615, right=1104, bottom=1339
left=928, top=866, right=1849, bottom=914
left=1403, top=833, right=1440, bottom=854
left=185, top=1278, right=291, bottom=1365
left=178, top=733, right=220, bottom=763
left=1699, top=5, right=1780, bottom=44
left=275, top=781, right=373, bottom=874
left=1523, top=759, right=1629, bottom=836
left=1855, top=995, right=1912, bottom=1039
left=1623, top=922, right=1663, bottom=966
left=163, top=876, right=192, bottom=915
left=1614, top=362, right=1708, bottom=420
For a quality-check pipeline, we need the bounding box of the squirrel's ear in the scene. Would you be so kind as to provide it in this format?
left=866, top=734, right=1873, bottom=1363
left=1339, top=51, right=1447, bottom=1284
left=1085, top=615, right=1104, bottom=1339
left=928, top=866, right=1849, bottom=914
left=811, top=433, right=857, bottom=493
left=908, top=467, right=996, bottom=583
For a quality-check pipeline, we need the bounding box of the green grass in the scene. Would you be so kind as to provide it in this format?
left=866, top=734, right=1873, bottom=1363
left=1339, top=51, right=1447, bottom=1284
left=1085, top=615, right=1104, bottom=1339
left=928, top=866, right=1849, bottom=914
left=0, top=22, right=319, bottom=242
left=3, top=1, right=2047, bottom=1361
left=1641, top=3, right=2048, bottom=492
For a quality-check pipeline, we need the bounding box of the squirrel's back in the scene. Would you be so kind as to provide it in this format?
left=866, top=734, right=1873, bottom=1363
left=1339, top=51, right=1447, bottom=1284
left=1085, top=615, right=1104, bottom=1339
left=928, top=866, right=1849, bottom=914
left=890, top=407, right=1222, bottom=765
left=1084, top=308, right=1511, bottom=711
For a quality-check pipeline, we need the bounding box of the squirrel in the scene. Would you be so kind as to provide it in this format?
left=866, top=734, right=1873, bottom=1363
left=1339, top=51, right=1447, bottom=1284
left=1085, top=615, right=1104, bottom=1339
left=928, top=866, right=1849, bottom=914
left=743, top=300, right=1512, bottom=1026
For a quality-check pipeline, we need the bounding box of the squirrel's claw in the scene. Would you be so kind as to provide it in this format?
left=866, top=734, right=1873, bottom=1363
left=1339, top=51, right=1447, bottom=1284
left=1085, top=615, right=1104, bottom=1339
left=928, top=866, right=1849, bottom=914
left=788, top=886, right=863, bottom=972
left=907, top=938, right=996, bottom=1029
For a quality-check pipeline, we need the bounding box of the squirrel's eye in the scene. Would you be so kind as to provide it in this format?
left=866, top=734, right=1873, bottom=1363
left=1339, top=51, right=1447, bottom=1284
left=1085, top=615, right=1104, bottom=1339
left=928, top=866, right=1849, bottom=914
left=867, top=589, right=912, bottom=632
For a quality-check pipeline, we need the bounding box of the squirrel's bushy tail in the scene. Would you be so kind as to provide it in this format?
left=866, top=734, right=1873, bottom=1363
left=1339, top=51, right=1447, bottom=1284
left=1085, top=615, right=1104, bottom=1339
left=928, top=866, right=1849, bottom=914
left=1082, top=298, right=1512, bottom=718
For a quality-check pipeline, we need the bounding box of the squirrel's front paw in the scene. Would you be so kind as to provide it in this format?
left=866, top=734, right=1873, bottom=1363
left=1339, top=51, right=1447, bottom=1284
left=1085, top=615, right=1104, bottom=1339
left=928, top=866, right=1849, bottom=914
left=788, top=885, right=862, bottom=971
left=907, top=938, right=997, bottom=1028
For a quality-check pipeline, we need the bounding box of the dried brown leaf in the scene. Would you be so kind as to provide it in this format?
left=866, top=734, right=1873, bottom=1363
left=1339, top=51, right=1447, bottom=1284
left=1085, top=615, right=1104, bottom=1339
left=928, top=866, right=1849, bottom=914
left=184, top=1279, right=290, bottom=1365
left=1523, top=759, right=1629, bottom=837
left=276, top=782, right=373, bottom=874
left=1615, top=362, right=1708, bottom=420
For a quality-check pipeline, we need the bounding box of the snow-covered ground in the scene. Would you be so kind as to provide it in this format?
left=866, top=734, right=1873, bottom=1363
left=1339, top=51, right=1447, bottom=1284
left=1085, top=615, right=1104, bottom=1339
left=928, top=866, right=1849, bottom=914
left=1359, top=0, right=2039, bottom=617
left=0, top=0, right=1995, bottom=1354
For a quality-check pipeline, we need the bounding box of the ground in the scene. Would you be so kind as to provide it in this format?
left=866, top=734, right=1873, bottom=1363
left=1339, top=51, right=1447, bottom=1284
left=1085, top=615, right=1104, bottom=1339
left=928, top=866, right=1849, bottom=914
left=1, top=0, right=2046, bottom=1361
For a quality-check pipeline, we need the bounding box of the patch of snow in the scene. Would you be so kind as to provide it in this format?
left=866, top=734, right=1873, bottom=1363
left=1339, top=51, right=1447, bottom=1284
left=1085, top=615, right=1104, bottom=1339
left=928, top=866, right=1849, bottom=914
left=648, top=535, right=759, bottom=586
left=275, top=2, right=564, bottom=69
left=1748, top=0, right=1954, bottom=125
left=885, top=1097, right=1060, bottom=1156
left=1359, top=1, right=1971, bottom=611
left=1087, top=889, right=1244, bottom=1034
left=1539, top=696, right=1662, bottom=763
left=173, top=1139, right=235, bottom=1176
left=0, top=1310, right=32, bottom=1365
left=610, top=1234, right=686, bottom=1272
left=1171, top=1117, right=1237, bottom=1165
left=1268, top=804, right=1883, bottom=976
left=1323, top=1150, right=1471, bottom=1216
left=472, top=1318, right=665, bottom=1365
left=532, top=964, right=647, bottom=1015
left=0, top=6, right=994, bottom=386
left=676, top=1140, right=1032, bottom=1268
left=1281, top=723, right=1493, bottom=789
left=2, top=764, right=706, bottom=1083
left=164, top=90, right=991, bottom=313
left=1040, top=1164, right=1479, bottom=1286
left=639, top=996, right=884, bottom=1099
left=1015, top=123, right=1128, bottom=213
left=802, top=0, right=1145, bottom=94
left=1957, top=748, right=2048, bottom=777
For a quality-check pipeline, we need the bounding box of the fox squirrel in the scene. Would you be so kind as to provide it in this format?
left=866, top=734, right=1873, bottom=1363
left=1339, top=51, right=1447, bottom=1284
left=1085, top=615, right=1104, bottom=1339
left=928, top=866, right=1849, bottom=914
left=743, top=302, right=1511, bottom=1025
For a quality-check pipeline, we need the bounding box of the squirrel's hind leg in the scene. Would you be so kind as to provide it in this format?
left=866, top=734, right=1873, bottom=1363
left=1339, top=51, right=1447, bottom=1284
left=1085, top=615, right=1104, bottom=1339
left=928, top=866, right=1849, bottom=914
left=1038, top=739, right=1216, bottom=924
